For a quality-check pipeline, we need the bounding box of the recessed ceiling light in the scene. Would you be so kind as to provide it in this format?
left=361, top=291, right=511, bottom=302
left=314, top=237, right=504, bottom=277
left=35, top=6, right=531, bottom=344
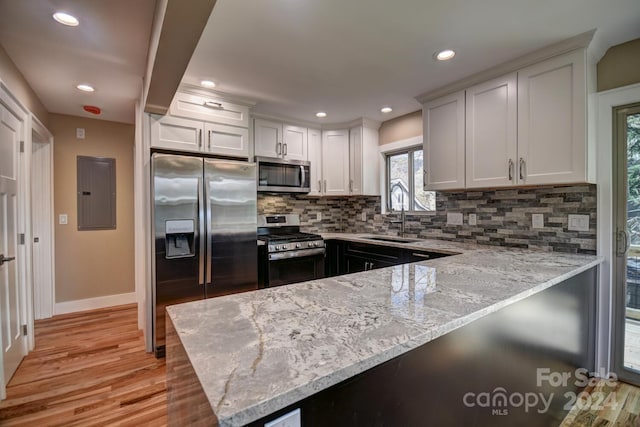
left=381, top=107, right=393, bottom=114
left=76, top=84, right=95, bottom=92
left=316, top=112, right=327, bottom=118
left=53, top=12, right=79, bottom=26
left=435, top=49, right=456, bottom=61
left=200, top=80, right=216, bottom=88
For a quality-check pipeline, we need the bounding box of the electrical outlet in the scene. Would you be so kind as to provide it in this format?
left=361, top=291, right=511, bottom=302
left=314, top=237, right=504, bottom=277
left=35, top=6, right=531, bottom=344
left=361, top=210, right=367, bottom=222
left=76, top=128, right=85, bottom=139
left=59, top=214, right=68, bottom=225
left=532, top=214, right=544, bottom=229
left=568, top=214, right=590, bottom=232
left=265, top=408, right=301, bottom=427
left=468, top=213, right=477, bottom=226
left=447, top=212, right=463, bottom=225
left=316, top=212, right=321, bottom=222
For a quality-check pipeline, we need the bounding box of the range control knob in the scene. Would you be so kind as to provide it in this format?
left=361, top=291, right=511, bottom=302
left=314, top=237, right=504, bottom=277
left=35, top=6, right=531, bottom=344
left=275, top=245, right=281, bottom=251
left=308, top=242, right=314, bottom=247
left=296, top=243, right=301, bottom=248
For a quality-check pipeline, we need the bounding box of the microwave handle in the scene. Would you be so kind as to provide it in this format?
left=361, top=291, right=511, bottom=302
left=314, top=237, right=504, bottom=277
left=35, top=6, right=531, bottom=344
left=300, top=165, right=306, bottom=187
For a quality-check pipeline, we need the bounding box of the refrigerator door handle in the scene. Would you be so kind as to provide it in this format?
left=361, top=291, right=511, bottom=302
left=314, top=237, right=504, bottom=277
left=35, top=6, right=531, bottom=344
left=205, top=175, right=213, bottom=286
left=198, top=176, right=206, bottom=286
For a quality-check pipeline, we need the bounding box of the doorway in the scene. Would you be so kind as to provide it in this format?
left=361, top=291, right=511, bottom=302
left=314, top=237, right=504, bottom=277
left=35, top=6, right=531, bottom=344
left=613, top=102, right=640, bottom=384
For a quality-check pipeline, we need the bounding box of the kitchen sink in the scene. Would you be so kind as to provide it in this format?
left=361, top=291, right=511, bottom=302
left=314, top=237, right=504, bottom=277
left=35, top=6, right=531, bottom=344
left=365, top=236, right=420, bottom=243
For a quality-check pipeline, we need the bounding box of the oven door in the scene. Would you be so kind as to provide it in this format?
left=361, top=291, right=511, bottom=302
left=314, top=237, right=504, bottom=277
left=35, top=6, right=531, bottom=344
left=266, top=249, right=325, bottom=287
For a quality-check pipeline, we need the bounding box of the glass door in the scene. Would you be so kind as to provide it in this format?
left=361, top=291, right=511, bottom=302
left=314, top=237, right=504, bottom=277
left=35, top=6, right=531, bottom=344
left=613, top=103, right=640, bottom=384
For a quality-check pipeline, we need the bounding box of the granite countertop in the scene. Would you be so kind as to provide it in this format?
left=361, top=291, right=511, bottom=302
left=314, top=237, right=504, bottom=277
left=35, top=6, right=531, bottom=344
left=166, top=234, right=602, bottom=427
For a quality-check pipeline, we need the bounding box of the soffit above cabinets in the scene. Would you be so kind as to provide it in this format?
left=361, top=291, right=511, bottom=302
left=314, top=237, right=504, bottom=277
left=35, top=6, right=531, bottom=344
left=183, top=0, right=640, bottom=125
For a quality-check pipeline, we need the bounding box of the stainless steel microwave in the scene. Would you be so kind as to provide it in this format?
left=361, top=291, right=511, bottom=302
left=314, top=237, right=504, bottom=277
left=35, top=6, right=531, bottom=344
left=256, top=156, right=311, bottom=193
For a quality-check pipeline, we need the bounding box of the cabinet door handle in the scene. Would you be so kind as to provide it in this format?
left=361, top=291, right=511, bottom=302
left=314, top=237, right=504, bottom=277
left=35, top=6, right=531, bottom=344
left=349, top=179, right=353, bottom=193
left=318, top=180, right=322, bottom=193
left=283, top=143, right=288, bottom=156
left=324, top=180, right=327, bottom=193
left=423, top=169, right=427, bottom=188
left=411, top=253, right=430, bottom=259
left=276, top=142, right=283, bottom=155
left=208, top=130, right=211, bottom=150
left=204, top=101, right=223, bottom=109
left=198, top=129, right=202, bottom=147
left=508, top=158, right=514, bottom=181
left=365, top=262, right=370, bottom=270
left=519, top=157, right=526, bottom=180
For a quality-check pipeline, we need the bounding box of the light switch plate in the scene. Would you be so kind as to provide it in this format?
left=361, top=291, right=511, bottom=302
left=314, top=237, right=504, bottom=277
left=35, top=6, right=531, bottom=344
left=361, top=210, right=367, bottom=222
left=316, top=212, right=321, bottom=222
left=265, top=408, right=301, bottom=427
left=568, top=214, right=590, bottom=232
left=76, top=128, right=85, bottom=139
left=59, top=214, right=68, bottom=225
left=447, top=212, right=463, bottom=225
left=468, top=213, right=477, bottom=226
left=532, top=214, right=544, bottom=229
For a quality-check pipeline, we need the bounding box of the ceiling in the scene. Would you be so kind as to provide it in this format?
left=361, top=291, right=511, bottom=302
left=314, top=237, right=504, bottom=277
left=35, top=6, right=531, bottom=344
left=0, top=0, right=156, bottom=124
left=184, top=0, right=640, bottom=124
left=0, top=0, right=639, bottom=125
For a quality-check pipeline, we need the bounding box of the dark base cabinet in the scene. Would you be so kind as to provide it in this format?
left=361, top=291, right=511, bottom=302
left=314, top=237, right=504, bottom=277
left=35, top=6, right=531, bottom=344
left=249, top=267, right=597, bottom=427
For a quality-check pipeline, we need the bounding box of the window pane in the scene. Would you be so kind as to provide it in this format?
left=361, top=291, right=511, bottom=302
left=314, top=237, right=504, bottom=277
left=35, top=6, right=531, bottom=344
left=389, top=153, right=409, bottom=211
left=413, top=150, right=435, bottom=211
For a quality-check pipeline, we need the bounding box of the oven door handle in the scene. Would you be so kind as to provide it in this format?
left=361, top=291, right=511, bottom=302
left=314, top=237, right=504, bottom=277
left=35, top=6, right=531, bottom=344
left=268, top=248, right=325, bottom=261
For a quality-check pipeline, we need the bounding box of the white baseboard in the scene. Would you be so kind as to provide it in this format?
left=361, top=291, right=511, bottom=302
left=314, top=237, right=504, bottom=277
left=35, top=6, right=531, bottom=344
left=54, top=292, right=137, bottom=315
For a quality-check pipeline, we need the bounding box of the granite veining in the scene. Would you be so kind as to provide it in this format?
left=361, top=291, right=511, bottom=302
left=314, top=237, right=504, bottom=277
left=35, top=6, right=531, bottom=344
left=166, top=234, right=602, bottom=426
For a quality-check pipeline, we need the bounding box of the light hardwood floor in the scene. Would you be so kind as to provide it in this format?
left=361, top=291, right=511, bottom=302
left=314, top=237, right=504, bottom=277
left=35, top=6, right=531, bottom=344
left=0, top=304, right=166, bottom=426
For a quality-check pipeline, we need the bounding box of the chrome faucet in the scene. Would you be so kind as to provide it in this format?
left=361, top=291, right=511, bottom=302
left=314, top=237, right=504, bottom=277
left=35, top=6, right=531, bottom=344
left=388, top=185, right=406, bottom=236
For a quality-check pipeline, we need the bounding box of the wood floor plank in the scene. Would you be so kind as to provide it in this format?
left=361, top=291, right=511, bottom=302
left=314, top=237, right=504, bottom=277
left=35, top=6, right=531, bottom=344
left=0, top=304, right=167, bottom=426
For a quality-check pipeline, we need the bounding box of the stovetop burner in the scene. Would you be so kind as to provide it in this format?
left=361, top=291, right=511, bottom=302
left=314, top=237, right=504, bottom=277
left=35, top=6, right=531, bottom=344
left=258, top=232, right=322, bottom=243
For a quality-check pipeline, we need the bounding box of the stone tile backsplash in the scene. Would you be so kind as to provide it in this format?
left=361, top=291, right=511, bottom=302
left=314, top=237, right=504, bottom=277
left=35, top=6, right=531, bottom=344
left=257, top=184, right=597, bottom=254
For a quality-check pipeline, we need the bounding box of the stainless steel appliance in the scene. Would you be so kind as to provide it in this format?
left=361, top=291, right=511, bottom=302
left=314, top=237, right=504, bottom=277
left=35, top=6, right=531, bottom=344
left=152, top=153, right=258, bottom=357
left=257, top=214, right=325, bottom=287
left=256, top=156, right=311, bottom=193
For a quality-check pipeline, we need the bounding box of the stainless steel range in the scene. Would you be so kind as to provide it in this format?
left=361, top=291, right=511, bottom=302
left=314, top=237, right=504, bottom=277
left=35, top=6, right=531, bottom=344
left=258, top=214, right=325, bottom=287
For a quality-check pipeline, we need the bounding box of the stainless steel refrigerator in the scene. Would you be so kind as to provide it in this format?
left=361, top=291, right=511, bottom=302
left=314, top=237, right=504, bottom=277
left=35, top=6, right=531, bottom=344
left=152, top=153, right=258, bottom=357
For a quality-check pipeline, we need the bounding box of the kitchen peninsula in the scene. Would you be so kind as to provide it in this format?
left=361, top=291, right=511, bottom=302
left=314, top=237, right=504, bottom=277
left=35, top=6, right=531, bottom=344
left=166, top=236, right=602, bottom=426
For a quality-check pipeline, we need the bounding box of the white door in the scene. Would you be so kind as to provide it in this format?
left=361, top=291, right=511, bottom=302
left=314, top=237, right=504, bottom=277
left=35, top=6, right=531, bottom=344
left=204, top=122, right=249, bottom=158
left=0, top=103, right=25, bottom=392
left=465, top=73, right=517, bottom=188
left=282, top=125, right=307, bottom=161
left=322, top=130, right=349, bottom=196
left=254, top=119, right=282, bottom=158
left=422, top=91, right=466, bottom=190
left=349, top=126, right=362, bottom=195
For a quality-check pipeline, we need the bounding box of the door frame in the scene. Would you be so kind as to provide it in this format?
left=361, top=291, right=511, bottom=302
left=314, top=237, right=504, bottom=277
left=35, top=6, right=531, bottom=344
left=596, top=82, right=640, bottom=377
left=611, top=102, right=640, bottom=384
left=30, top=116, right=54, bottom=321
left=0, top=80, right=30, bottom=400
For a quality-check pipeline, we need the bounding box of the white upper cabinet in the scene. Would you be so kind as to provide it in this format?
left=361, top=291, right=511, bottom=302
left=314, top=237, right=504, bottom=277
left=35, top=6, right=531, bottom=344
left=423, top=91, right=465, bottom=190
left=204, top=123, right=249, bottom=158
left=307, top=128, right=323, bottom=195
left=322, top=130, right=350, bottom=196
left=254, top=119, right=282, bottom=158
left=254, top=119, right=307, bottom=161
left=517, top=49, right=587, bottom=185
left=169, top=92, right=250, bottom=128
left=282, top=125, right=307, bottom=161
left=349, top=125, right=380, bottom=196
left=423, top=48, right=592, bottom=190
left=465, top=73, right=517, bottom=188
left=150, top=114, right=203, bottom=153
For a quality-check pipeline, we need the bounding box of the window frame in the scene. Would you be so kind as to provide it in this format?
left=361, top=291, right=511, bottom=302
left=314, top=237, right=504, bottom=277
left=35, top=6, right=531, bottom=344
left=379, top=136, right=436, bottom=215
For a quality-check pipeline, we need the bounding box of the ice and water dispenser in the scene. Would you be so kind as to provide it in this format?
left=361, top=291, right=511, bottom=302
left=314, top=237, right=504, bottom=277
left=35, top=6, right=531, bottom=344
left=164, top=219, right=195, bottom=258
